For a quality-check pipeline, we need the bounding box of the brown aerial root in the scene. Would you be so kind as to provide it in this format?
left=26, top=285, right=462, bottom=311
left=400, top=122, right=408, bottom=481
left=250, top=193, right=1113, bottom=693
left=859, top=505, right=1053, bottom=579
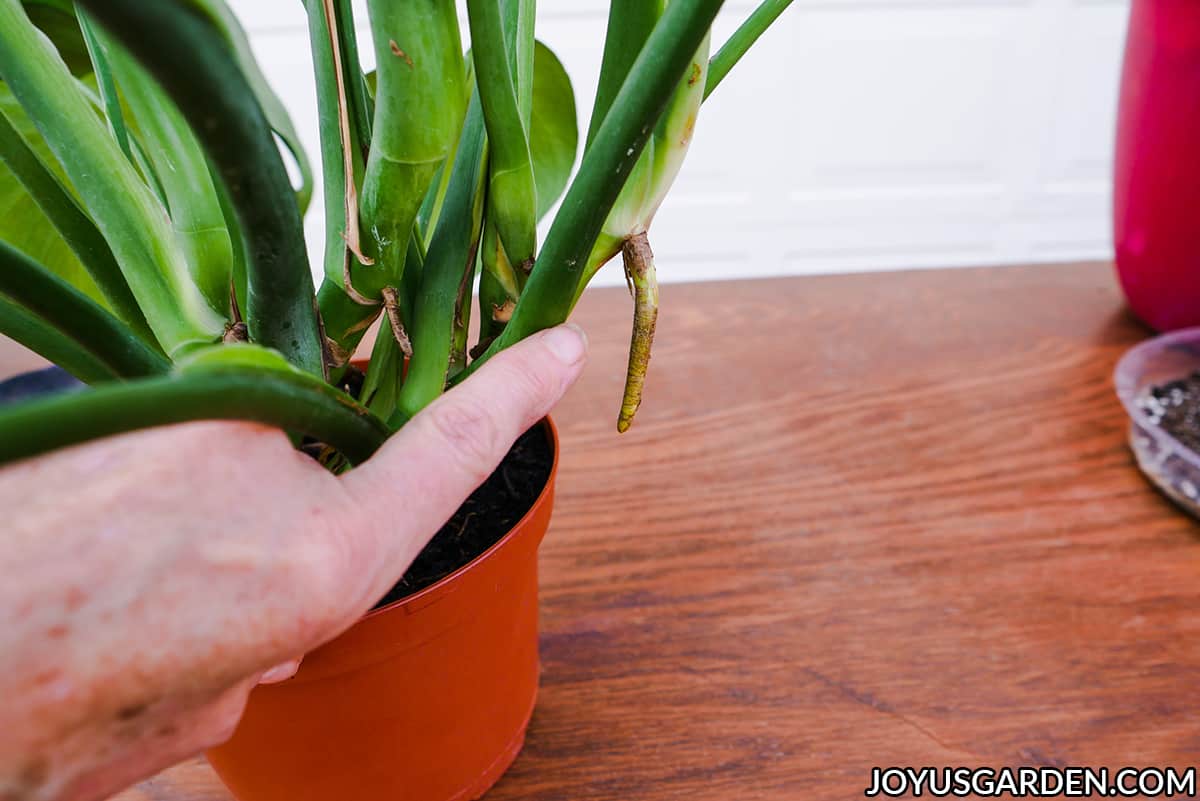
left=381, top=286, right=414, bottom=358
left=617, top=232, right=659, bottom=434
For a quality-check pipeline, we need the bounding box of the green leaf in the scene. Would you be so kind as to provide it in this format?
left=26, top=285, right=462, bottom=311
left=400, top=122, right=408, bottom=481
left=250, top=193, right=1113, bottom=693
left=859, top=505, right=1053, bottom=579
left=77, top=9, right=135, bottom=163
left=93, top=25, right=234, bottom=316
left=0, top=95, right=153, bottom=338
left=530, top=40, right=577, bottom=220
left=0, top=94, right=105, bottom=304
left=0, top=294, right=117, bottom=383
left=0, top=0, right=227, bottom=357
left=22, top=0, right=91, bottom=76
left=0, top=239, right=170, bottom=378
left=77, top=0, right=324, bottom=375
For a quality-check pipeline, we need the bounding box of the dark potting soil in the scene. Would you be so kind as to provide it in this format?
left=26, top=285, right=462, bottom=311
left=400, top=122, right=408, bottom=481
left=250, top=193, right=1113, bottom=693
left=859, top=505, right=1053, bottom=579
left=1139, top=371, right=1200, bottom=453
left=371, top=423, right=553, bottom=609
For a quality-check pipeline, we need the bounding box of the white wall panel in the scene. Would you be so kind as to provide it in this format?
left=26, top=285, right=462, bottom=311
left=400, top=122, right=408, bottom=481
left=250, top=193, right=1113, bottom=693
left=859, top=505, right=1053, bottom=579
left=229, top=0, right=1130, bottom=286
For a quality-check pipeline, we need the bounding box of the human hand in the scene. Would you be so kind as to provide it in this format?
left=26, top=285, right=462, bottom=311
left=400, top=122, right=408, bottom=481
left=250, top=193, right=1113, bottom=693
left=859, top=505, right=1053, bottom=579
left=0, top=323, right=587, bottom=801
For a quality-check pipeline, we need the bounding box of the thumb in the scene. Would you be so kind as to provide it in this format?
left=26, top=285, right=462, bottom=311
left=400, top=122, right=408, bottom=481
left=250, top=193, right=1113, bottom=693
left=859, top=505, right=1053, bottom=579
left=337, top=323, right=587, bottom=609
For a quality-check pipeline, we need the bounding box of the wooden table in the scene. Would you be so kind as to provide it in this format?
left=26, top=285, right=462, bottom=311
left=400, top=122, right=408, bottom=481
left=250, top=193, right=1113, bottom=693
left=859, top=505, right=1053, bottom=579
left=9, top=262, right=1200, bottom=799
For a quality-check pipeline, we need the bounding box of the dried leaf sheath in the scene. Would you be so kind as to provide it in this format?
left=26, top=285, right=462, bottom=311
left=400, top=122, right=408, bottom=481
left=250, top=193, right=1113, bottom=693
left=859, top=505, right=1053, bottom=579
left=618, top=232, right=658, bottom=433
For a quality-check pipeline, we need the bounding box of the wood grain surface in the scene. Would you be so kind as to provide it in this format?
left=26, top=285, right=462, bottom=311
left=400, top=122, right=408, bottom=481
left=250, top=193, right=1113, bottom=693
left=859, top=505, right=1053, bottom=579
left=9, top=262, right=1199, bottom=799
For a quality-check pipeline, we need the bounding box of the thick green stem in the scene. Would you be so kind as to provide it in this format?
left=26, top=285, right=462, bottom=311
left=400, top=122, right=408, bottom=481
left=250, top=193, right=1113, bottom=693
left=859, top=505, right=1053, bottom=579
left=392, top=94, right=487, bottom=424
left=462, top=0, right=725, bottom=379
left=468, top=0, right=537, bottom=272
left=78, top=0, right=325, bottom=375
left=0, top=368, right=389, bottom=468
left=320, top=0, right=372, bottom=274
left=0, top=241, right=170, bottom=378
left=704, top=0, right=793, bottom=100
left=0, top=295, right=117, bottom=384
left=358, top=0, right=466, bottom=301
left=617, top=233, right=658, bottom=433
left=306, top=0, right=376, bottom=363
left=590, top=32, right=710, bottom=285
left=0, top=0, right=225, bottom=358
left=361, top=234, right=422, bottom=419
left=186, top=0, right=315, bottom=212
left=333, top=0, right=373, bottom=150
left=508, top=0, right=536, bottom=124
left=0, top=108, right=151, bottom=340
left=586, top=0, right=665, bottom=150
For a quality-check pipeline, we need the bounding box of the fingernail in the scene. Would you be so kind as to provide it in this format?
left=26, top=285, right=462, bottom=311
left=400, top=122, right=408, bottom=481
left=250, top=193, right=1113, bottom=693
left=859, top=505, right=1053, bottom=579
left=543, top=323, right=588, bottom=366
left=259, top=659, right=302, bottom=685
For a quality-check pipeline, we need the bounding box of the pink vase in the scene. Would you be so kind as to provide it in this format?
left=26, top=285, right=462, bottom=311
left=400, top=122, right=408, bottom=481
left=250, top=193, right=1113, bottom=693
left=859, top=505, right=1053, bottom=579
left=1113, top=0, right=1200, bottom=332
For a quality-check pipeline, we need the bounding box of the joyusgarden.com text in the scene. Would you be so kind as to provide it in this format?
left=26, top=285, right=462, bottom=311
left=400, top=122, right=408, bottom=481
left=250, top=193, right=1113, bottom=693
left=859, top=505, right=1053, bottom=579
left=864, top=767, right=1196, bottom=797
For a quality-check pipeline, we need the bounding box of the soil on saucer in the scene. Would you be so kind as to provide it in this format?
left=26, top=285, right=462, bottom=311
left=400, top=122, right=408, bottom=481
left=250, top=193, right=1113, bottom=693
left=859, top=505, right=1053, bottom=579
left=1139, top=371, right=1200, bottom=453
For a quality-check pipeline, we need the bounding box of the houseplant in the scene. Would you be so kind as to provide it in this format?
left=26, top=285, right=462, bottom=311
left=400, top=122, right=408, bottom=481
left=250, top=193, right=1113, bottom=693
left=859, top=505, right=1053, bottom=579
left=0, top=0, right=791, bottom=798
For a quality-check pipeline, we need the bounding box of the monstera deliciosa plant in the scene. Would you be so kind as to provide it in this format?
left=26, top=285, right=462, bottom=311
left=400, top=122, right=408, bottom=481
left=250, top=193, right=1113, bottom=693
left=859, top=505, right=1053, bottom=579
left=1, top=2, right=795, bottom=798
left=0, top=0, right=790, bottom=466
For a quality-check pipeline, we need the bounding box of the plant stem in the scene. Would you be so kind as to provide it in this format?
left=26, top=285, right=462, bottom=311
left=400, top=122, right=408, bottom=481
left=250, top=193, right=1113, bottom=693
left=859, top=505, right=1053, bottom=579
left=333, top=0, right=373, bottom=150
left=0, top=368, right=389, bottom=468
left=0, top=241, right=171, bottom=378
left=362, top=234, right=421, bottom=421
left=185, top=0, right=316, bottom=213
left=468, top=0, right=537, bottom=272
left=586, top=0, right=665, bottom=150
left=357, top=0, right=467, bottom=301
left=704, top=0, right=793, bottom=100
left=617, top=233, right=658, bottom=433
left=462, top=0, right=725, bottom=379
left=392, top=94, right=488, bottom=425
left=0, top=108, right=152, bottom=341
left=321, top=0, right=372, bottom=273
left=77, top=0, right=325, bottom=375
left=0, top=295, right=117, bottom=384
left=306, top=0, right=376, bottom=364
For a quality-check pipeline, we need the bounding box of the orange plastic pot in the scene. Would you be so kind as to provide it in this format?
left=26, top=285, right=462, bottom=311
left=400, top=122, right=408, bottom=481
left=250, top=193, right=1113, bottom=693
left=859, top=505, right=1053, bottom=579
left=207, top=418, right=558, bottom=801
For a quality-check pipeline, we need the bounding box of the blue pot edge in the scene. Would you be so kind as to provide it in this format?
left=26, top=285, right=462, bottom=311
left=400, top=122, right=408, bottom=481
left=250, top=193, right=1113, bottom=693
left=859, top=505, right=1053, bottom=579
left=0, top=366, right=85, bottom=407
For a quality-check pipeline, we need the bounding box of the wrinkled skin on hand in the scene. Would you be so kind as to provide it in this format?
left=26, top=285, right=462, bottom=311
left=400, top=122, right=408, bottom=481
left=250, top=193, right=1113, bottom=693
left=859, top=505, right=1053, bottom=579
left=0, top=324, right=588, bottom=801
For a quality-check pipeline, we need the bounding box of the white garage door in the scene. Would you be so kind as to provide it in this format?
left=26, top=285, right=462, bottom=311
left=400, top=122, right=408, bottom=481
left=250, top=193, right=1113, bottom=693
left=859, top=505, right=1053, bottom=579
left=229, top=0, right=1129, bottom=287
